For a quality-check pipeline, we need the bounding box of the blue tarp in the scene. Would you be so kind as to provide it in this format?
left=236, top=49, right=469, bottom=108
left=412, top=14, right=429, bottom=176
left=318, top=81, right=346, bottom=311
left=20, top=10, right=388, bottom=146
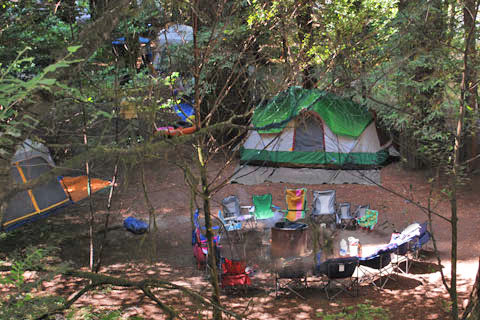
left=112, top=37, right=151, bottom=45
left=124, top=216, right=148, bottom=234
left=174, top=103, right=195, bottom=122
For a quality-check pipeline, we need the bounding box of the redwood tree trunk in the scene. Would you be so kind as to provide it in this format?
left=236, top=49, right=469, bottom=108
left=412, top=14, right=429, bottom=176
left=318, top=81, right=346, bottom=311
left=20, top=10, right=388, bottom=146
left=296, top=0, right=315, bottom=89
left=462, top=258, right=480, bottom=319
left=464, top=0, right=479, bottom=169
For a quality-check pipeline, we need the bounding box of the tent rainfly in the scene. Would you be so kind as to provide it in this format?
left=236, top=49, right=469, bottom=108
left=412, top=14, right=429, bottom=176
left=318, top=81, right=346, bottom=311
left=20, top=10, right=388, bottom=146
left=240, top=87, right=390, bottom=168
left=1, top=140, right=111, bottom=231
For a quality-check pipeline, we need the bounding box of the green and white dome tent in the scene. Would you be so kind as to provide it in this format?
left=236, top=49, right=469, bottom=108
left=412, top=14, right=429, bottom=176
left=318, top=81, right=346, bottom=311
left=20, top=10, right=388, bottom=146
left=240, top=87, right=391, bottom=168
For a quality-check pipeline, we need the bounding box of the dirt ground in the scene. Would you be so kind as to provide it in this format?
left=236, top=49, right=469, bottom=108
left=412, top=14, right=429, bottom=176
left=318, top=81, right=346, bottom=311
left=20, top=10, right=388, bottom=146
left=1, top=154, right=480, bottom=320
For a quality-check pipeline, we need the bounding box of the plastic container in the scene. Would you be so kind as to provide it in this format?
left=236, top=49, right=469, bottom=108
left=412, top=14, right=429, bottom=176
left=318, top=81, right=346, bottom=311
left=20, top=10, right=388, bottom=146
left=340, top=239, right=348, bottom=256
left=348, top=237, right=360, bottom=256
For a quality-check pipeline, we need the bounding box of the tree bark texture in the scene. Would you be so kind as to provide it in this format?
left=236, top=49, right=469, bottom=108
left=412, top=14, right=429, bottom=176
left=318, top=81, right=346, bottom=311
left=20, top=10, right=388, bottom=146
left=463, top=0, right=479, bottom=169
left=296, top=0, right=315, bottom=89
left=463, top=258, right=480, bottom=319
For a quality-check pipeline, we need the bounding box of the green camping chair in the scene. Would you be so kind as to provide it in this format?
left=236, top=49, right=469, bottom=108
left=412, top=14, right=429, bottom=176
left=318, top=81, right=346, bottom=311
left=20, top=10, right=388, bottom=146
left=356, top=209, right=378, bottom=230
left=252, top=194, right=276, bottom=221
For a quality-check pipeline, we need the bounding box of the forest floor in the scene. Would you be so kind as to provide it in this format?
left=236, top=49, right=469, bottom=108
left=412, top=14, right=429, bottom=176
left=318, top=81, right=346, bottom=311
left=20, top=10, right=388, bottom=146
left=1, top=149, right=480, bottom=320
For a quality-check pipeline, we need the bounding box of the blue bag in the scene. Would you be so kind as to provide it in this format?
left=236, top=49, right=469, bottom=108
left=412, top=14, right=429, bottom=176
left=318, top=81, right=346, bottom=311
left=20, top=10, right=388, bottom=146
left=123, top=216, right=148, bottom=234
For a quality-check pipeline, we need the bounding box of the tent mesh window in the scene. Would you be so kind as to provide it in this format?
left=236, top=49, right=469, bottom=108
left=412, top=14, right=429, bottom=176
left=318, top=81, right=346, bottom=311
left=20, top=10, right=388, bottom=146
left=294, top=112, right=324, bottom=152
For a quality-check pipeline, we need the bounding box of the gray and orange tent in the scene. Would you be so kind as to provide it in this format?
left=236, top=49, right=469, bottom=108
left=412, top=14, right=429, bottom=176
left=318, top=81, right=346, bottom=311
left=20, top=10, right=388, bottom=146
left=1, top=140, right=112, bottom=231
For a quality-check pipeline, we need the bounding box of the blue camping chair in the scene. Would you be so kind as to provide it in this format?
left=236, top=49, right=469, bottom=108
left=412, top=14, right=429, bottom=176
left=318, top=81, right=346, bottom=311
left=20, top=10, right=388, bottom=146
left=311, top=190, right=337, bottom=227
left=358, top=246, right=395, bottom=289
left=192, top=209, right=220, bottom=246
left=337, top=202, right=355, bottom=229
left=221, top=195, right=254, bottom=228
left=218, top=210, right=242, bottom=232
left=407, top=222, right=431, bottom=262
left=390, top=221, right=432, bottom=273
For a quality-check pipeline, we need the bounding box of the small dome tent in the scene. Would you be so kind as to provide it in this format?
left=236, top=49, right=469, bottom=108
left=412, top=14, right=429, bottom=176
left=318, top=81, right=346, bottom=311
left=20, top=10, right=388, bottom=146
left=2, top=140, right=112, bottom=231
left=240, top=87, right=390, bottom=168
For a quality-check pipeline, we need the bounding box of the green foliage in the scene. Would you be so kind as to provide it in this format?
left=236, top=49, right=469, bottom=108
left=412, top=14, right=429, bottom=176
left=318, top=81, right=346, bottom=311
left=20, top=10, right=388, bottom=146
left=316, top=301, right=389, bottom=320
left=66, top=307, right=122, bottom=320
left=0, top=0, right=76, bottom=74
left=0, top=46, right=82, bottom=158
left=0, top=246, right=65, bottom=320
left=365, top=0, right=462, bottom=169
left=0, top=247, right=44, bottom=287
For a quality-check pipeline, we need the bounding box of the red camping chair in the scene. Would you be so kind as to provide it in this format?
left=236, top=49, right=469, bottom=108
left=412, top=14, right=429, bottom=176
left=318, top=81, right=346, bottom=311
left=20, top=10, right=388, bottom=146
left=192, top=209, right=220, bottom=270
left=221, top=258, right=252, bottom=290
left=193, top=226, right=221, bottom=270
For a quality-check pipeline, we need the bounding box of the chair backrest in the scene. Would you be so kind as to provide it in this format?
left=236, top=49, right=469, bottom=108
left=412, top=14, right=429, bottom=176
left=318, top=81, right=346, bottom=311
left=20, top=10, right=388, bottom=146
left=222, top=258, right=247, bottom=275
left=338, top=202, right=352, bottom=220
left=359, top=251, right=391, bottom=269
left=252, top=194, right=274, bottom=219
left=318, top=257, right=358, bottom=279
left=354, top=204, right=369, bottom=219
left=222, top=195, right=240, bottom=219
left=312, top=190, right=336, bottom=216
left=193, top=208, right=201, bottom=229
left=418, top=221, right=428, bottom=236
left=410, top=231, right=431, bottom=252
left=400, top=222, right=422, bottom=239
left=285, top=188, right=307, bottom=221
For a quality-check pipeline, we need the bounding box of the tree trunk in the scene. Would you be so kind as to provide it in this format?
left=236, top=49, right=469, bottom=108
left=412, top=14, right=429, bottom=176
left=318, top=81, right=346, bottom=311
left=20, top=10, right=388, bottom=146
left=450, top=10, right=476, bottom=315
left=463, top=258, right=480, bottom=319
left=296, top=1, right=315, bottom=89
left=82, top=106, right=95, bottom=272
left=192, top=1, right=222, bottom=318
left=90, top=0, right=109, bottom=20
left=199, top=158, right=222, bottom=320
left=464, top=0, right=479, bottom=170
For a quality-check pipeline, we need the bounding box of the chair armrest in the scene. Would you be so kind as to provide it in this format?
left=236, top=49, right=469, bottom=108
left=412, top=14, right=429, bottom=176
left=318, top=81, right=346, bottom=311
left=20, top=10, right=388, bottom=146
left=243, top=206, right=255, bottom=213
left=236, top=214, right=253, bottom=221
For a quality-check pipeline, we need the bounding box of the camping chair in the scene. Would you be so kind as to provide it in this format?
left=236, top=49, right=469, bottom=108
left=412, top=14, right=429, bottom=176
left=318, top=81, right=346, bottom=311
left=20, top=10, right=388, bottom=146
left=222, top=195, right=241, bottom=220
left=356, top=209, right=378, bottom=230
left=274, top=257, right=308, bottom=299
left=192, top=209, right=220, bottom=270
left=407, top=222, right=432, bottom=273
left=390, top=221, right=431, bottom=273
left=358, top=246, right=395, bottom=289
left=221, top=195, right=254, bottom=228
left=193, top=209, right=220, bottom=243
left=221, top=258, right=252, bottom=292
left=251, top=194, right=284, bottom=226
left=337, top=202, right=355, bottom=229
left=218, top=210, right=242, bottom=233
left=192, top=226, right=221, bottom=271
left=311, top=190, right=337, bottom=227
left=354, top=204, right=370, bottom=219
left=316, top=257, right=359, bottom=299
left=390, top=236, right=411, bottom=274
left=408, top=222, right=431, bottom=258
left=285, top=188, right=307, bottom=221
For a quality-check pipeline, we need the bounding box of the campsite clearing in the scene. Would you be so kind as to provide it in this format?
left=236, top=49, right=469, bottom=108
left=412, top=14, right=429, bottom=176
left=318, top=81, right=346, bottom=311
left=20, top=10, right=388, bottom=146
left=0, top=155, right=479, bottom=319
